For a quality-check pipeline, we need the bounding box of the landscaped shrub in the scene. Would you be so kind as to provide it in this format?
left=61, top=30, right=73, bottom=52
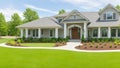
left=86, top=38, right=120, bottom=43
left=6, top=40, right=21, bottom=46
left=17, top=37, right=69, bottom=43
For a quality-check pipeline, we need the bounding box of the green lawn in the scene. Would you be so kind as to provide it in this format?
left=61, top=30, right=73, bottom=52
left=0, top=38, right=13, bottom=43
left=0, top=38, right=54, bottom=47
left=21, top=43, right=55, bottom=47
left=0, top=47, right=120, bottom=68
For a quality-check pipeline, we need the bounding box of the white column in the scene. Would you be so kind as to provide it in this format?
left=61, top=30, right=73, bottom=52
left=20, top=29, right=23, bottom=38
left=84, top=22, right=87, bottom=39
left=38, top=28, right=41, bottom=38
left=64, top=23, right=67, bottom=38
left=108, top=27, right=111, bottom=38
left=25, top=28, right=28, bottom=38
left=98, top=27, right=101, bottom=38
left=55, top=28, right=58, bottom=38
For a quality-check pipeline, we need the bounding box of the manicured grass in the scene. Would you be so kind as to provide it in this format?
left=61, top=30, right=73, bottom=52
left=0, top=47, right=120, bottom=68
left=0, top=38, right=13, bottom=43
left=21, top=43, right=55, bottom=47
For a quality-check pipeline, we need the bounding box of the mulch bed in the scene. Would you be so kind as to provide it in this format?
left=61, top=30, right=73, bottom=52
left=75, top=42, right=120, bottom=50
left=54, top=42, right=67, bottom=47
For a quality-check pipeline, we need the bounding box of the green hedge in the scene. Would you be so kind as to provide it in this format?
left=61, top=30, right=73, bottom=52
left=17, top=37, right=69, bottom=43
left=82, top=38, right=120, bottom=42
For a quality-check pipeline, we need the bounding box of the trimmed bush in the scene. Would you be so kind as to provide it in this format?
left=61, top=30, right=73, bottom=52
left=17, top=37, right=69, bottom=43
left=84, top=38, right=120, bottom=43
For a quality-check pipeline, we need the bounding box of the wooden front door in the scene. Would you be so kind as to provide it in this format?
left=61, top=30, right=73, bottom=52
left=71, top=27, right=80, bottom=39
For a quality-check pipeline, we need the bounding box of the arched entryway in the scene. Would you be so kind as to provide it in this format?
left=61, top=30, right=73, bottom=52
left=68, top=25, right=82, bottom=39
left=71, top=27, right=80, bottom=39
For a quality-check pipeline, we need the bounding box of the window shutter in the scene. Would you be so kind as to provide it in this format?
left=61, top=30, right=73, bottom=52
left=113, top=13, right=116, bottom=19
left=104, top=14, right=106, bottom=20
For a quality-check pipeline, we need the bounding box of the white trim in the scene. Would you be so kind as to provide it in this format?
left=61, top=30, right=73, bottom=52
left=105, top=11, right=115, bottom=20
left=61, top=10, right=89, bottom=23
left=98, top=27, right=101, bottom=38
left=20, top=29, right=24, bottom=38
left=108, top=27, right=111, bottom=38
left=64, top=23, right=67, bottom=38
left=25, top=28, right=28, bottom=38
left=38, top=28, right=41, bottom=38
left=55, top=28, right=58, bottom=38
left=84, top=22, right=87, bottom=39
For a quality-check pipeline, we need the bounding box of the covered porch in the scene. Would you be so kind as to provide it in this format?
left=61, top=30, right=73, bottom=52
left=88, top=27, right=120, bottom=38
left=20, top=28, right=60, bottom=38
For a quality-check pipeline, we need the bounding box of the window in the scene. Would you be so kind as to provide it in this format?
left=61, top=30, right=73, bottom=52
left=28, top=29, right=31, bottom=35
left=111, top=29, right=116, bottom=37
left=118, top=29, right=120, bottom=37
left=33, top=29, right=36, bottom=37
left=49, top=29, right=54, bottom=37
left=33, top=29, right=38, bottom=37
left=101, top=28, right=108, bottom=37
left=106, top=12, right=113, bottom=20
left=73, top=15, right=76, bottom=19
left=41, top=29, right=43, bottom=35
left=92, top=28, right=98, bottom=37
left=103, top=11, right=116, bottom=20
left=36, top=29, right=38, bottom=37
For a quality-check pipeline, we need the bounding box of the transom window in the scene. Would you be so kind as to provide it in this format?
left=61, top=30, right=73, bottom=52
left=92, top=28, right=98, bottom=37
left=101, top=28, right=108, bottom=37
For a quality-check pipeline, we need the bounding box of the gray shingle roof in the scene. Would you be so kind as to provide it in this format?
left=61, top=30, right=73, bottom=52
left=88, top=21, right=120, bottom=27
left=17, top=17, right=62, bottom=28
left=55, top=12, right=120, bottom=27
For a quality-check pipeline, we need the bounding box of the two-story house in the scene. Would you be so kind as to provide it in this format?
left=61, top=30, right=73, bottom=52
left=17, top=4, right=120, bottom=40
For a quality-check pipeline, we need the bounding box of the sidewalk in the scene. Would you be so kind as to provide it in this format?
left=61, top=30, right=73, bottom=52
left=1, top=42, right=120, bottom=52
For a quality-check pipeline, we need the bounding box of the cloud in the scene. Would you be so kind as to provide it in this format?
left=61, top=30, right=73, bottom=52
left=59, top=0, right=120, bottom=11
left=0, top=8, right=23, bottom=21
left=25, top=4, right=57, bottom=14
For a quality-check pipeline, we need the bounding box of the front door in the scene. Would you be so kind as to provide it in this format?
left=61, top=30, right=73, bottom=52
left=71, top=27, right=80, bottom=39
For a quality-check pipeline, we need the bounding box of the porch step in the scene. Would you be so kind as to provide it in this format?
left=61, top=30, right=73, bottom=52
left=69, top=39, right=81, bottom=42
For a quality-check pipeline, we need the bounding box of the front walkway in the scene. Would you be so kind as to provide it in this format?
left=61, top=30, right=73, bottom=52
left=1, top=42, right=120, bottom=52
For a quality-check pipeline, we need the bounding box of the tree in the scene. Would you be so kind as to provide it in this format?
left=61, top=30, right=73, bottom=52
left=116, top=5, right=120, bottom=10
left=23, top=8, right=39, bottom=23
left=58, top=9, right=66, bottom=14
left=8, top=13, right=23, bottom=36
left=0, top=13, right=7, bottom=36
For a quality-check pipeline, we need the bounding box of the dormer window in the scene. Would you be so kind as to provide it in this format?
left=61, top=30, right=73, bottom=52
left=106, top=12, right=113, bottom=19
left=103, top=11, right=116, bottom=20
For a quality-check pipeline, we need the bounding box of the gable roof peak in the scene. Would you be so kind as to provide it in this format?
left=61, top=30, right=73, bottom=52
left=107, top=3, right=113, bottom=7
left=71, top=9, right=79, bottom=13
left=99, top=4, right=118, bottom=14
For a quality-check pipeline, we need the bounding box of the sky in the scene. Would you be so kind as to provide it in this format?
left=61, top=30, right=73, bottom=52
left=0, top=0, right=120, bottom=21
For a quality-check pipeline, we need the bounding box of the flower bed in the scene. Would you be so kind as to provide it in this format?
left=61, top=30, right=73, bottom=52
left=75, top=42, right=120, bottom=50
left=54, top=41, right=67, bottom=47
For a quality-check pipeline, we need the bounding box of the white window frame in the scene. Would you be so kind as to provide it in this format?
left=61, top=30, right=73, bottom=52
left=92, top=28, right=98, bottom=38
left=101, top=27, right=108, bottom=38
left=32, top=29, right=38, bottom=38
left=49, top=29, right=55, bottom=38
left=105, top=11, right=114, bottom=20
left=111, top=28, right=117, bottom=38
